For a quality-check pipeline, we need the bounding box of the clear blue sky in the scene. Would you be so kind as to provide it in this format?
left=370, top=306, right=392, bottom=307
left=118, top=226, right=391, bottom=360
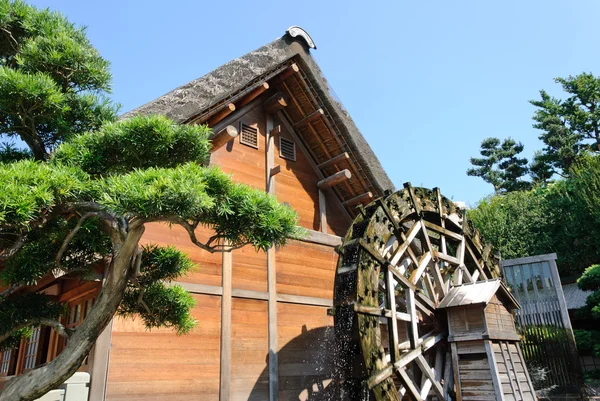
left=30, top=0, right=600, bottom=204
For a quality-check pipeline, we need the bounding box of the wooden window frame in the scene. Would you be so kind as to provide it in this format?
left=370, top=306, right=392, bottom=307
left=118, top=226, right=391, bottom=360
left=279, top=136, right=296, bottom=161
left=239, top=122, right=259, bottom=149
left=0, top=348, right=18, bottom=377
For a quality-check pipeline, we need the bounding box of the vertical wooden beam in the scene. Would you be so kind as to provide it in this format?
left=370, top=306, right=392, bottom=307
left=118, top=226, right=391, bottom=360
left=265, top=113, right=279, bottom=401
left=484, top=340, right=506, bottom=401
left=406, top=288, right=419, bottom=350
left=219, top=248, right=232, bottom=401
left=88, top=320, right=113, bottom=401
left=319, top=190, right=327, bottom=234
left=450, top=343, right=462, bottom=401
left=443, top=350, right=454, bottom=401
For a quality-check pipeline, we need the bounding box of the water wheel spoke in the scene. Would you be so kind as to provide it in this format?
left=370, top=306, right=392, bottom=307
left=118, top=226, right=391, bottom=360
left=334, top=185, right=500, bottom=400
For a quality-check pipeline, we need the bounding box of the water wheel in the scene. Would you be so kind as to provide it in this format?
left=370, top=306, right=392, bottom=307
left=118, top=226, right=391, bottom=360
left=333, top=184, right=500, bottom=400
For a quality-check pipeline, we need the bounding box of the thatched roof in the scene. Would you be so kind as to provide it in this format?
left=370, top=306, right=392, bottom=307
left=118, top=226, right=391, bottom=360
left=123, top=27, right=394, bottom=200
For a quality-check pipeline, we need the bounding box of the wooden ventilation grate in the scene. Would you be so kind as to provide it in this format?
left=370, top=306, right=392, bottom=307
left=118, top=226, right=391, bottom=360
left=239, top=123, right=259, bottom=149
left=279, top=137, right=296, bottom=161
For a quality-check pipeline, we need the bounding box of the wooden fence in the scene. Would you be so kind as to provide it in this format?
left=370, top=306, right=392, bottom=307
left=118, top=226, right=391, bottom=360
left=501, top=254, right=584, bottom=395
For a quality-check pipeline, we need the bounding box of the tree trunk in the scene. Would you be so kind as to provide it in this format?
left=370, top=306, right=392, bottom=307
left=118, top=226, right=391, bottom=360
left=18, top=133, right=47, bottom=161
left=0, top=227, right=144, bottom=401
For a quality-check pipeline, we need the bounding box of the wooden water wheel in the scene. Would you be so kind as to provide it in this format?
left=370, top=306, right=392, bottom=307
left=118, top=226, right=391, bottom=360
left=333, top=184, right=501, bottom=401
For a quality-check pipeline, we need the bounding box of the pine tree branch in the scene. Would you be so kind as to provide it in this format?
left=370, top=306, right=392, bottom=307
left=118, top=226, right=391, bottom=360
left=55, top=212, right=98, bottom=270
left=0, top=319, right=73, bottom=344
left=0, top=234, right=25, bottom=261
left=174, top=218, right=249, bottom=252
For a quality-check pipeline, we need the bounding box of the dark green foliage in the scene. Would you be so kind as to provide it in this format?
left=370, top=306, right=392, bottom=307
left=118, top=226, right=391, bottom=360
left=52, top=115, right=212, bottom=175
left=0, top=142, right=30, bottom=162
left=578, top=265, right=600, bottom=292
left=118, top=245, right=196, bottom=334
left=0, top=293, right=64, bottom=350
left=576, top=265, right=600, bottom=320
left=470, top=154, right=600, bottom=276
left=120, top=283, right=196, bottom=335
left=0, top=159, right=88, bottom=227
left=136, top=245, right=195, bottom=285
left=0, top=0, right=117, bottom=159
left=530, top=73, right=600, bottom=177
left=468, top=190, right=549, bottom=260
left=467, top=137, right=530, bottom=193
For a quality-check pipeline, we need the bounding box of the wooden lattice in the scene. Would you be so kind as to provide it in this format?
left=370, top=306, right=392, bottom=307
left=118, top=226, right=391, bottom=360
left=333, top=184, right=501, bottom=400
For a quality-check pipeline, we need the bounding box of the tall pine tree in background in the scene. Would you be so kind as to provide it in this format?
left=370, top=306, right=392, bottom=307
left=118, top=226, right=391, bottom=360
left=530, top=73, right=600, bottom=178
left=467, top=137, right=530, bottom=193
left=0, top=2, right=301, bottom=400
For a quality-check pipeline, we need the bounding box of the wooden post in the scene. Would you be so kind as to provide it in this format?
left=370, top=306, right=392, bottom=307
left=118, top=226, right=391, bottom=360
left=219, top=248, right=232, bottom=401
left=88, top=320, right=113, bottom=401
left=319, top=190, right=327, bottom=234
left=264, top=92, right=288, bottom=115
left=211, top=125, right=239, bottom=151
left=484, top=340, right=506, bottom=401
left=276, top=63, right=299, bottom=81
left=450, top=343, right=462, bottom=401
left=317, top=169, right=351, bottom=190
left=317, top=152, right=350, bottom=170
left=265, top=113, right=279, bottom=401
left=236, top=82, right=269, bottom=108
left=342, top=192, right=372, bottom=208
left=207, top=103, right=236, bottom=127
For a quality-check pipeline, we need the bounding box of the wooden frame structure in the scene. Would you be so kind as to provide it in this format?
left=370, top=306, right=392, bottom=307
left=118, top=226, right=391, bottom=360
left=333, top=185, right=536, bottom=400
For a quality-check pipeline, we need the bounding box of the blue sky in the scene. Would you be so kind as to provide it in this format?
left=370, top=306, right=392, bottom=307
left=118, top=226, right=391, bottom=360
left=30, top=0, right=600, bottom=204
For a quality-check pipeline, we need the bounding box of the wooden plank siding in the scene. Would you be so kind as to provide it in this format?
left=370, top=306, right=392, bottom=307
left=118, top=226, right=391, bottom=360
left=103, top=99, right=352, bottom=400
left=106, top=294, right=221, bottom=401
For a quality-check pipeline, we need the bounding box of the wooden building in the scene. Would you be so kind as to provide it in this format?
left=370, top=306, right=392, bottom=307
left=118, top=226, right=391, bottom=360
left=0, top=27, right=396, bottom=401
left=438, top=279, right=537, bottom=401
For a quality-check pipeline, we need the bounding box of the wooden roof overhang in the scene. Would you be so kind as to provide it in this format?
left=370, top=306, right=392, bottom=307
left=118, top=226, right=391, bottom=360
left=184, top=59, right=377, bottom=218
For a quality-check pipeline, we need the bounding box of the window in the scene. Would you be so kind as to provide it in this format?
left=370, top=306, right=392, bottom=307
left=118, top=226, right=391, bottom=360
left=279, top=137, right=296, bottom=161
left=23, top=327, right=41, bottom=370
left=239, top=123, right=259, bottom=149
left=1, top=350, right=12, bottom=375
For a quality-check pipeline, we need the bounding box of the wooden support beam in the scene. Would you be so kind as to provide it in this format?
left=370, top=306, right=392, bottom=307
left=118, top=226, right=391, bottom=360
left=265, top=113, right=279, bottom=401
left=317, top=169, right=351, bottom=190
left=211, top=96, right=264, bottom=135
left=267, top=247, right=278, bottom=401
left=342, top=191, right=373, bottom=208
left=88, top=321, right=113, bottom=401
left=317, top=152, right=350, bottom=169
left=264, top=92, right=289, bottom=115
left=269, top=125, right=281, bottom=136
left=236, top=82, right=269, bottom=108
left=485, top=340, right=505, bottom=401
left=293, top=108, right=324, bottom=129
left=319, top=190, right=327, bottom=234
left=211, top=125, right=238, bottom=151
left=219, top=248, right=232, bottom=401
left=450, top=343, right=462, bottom=401
left=277, top=63, right=299, bottom=81
left=207, top=102, right=235, bottom=127
left=269, top=165, right=281, bottom=177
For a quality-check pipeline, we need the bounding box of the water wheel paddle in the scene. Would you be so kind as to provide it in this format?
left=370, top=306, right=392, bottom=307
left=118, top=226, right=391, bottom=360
left=333, top=184, right=500, bottom=400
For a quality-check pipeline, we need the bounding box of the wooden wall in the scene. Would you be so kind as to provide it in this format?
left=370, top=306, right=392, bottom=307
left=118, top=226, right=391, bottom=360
left=105, top=100, right=350, bottom=401
left=485, top=296, right=517, bottom=335
left=449, top=306, right=485, bottom=338
left=107, top=294, right=222, bottom=401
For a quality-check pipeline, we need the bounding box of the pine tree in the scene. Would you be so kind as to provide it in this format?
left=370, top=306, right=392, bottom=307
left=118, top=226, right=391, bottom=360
left=530, top=73, right=600, bottom=176
left=467, top=137, right=530, bottom=193
left=0, top=3, right=301, bottom=400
